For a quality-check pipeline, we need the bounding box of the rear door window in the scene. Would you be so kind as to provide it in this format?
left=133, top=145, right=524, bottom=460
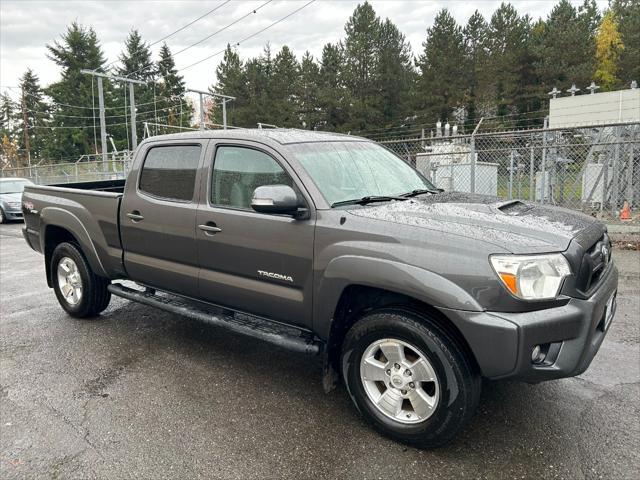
left=139, top=145, right=201, bottom=201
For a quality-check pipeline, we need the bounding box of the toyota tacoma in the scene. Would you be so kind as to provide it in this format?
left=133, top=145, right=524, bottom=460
left=21, top=129, right=618, bottom=447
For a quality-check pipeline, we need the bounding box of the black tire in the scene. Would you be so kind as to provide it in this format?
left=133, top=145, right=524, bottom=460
left=341, top=308, right=481, bottom=448
left=0, top=208, right=6, bottom=224
left=51, top=242, right=111, bottom=318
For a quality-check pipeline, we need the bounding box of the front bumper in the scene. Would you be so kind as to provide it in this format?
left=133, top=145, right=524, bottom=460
left=440, top=263, right=618, bottom=382
left=2, top=208, right=23, bottom=220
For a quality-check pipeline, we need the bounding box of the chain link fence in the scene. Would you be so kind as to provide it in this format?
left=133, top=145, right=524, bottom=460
left=379, top=121, right=640, bottom=223
left=3, top=122, right=639, bottom=224
left=1, top=152, right=132, bottom=185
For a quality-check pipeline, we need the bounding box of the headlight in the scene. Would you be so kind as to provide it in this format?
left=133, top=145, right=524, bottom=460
left=7, top=201, right=21, bottom=209
left=490, top=253, right=571, bottom=300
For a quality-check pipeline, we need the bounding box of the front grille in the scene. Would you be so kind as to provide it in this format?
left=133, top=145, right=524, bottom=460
left=576, top=233, right=612, bottom=294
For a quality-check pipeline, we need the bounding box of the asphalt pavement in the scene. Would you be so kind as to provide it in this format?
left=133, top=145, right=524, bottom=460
left=1, top=221, right=638, bottom=479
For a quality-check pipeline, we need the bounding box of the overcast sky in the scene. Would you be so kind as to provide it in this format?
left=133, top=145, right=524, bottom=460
left=1, top=0, right=607, bottom=100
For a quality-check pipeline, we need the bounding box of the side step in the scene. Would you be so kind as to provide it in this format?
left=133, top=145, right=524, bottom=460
left=108, top=283, right=322, bottom=356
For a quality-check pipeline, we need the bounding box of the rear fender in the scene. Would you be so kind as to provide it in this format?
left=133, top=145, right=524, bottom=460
left=41, top=207, right=109, bottom=278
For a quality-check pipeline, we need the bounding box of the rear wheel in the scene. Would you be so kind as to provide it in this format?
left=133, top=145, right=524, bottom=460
left=51, top=242, right=111, bottom=318
left=0, top=208, right=6, bottom=224
left=341, top=308, right=480, bottom=448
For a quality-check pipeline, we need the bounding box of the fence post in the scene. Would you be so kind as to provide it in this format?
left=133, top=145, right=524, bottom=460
left=611, top=125, right=621, bottom=216
left=529, top=134, right=535, bottom=201
left=509, top=150, right=515, bottom=200
left=601, top=147, right=609, bottom=212
left=541, top=117, right=548, bottom=204
left=469, top=117, right=483, bottom=195
left=628, top=142, right=635, bottom=208
left=469, top=136, right=476, bottom=194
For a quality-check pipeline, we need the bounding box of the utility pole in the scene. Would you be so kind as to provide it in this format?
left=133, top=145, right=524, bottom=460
left=187, top=89, right=236, bottom=130
left=80, top=70, right=146, bottom=171
left=20, top=88, right=30, bottom=169
left=129, top=83, right=137, bottom=150
left=96, top=77, right=107, bottom=172
left=198, top=92, right=205, bottom=131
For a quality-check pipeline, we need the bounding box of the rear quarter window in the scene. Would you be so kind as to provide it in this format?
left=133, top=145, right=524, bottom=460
left=139, top=145, right=201, bottom=201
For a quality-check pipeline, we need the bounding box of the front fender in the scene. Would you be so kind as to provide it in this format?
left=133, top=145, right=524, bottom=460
left=314, top=255, right=483, bottom=339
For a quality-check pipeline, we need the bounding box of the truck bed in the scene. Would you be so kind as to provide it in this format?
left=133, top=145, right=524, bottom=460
left=22, top=181, right=126, bottom=279
left=47, top=178, right=126, bottom=193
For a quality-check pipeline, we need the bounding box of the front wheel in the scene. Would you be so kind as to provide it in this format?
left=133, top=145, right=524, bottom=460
left=0, top=208, right=6, bottom=224
left=51, top=242, right=111, bottom=318
left=341, top=308, right=481, bottom=448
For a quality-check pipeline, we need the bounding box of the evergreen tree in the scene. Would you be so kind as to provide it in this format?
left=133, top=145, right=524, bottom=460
left=342, top=1, right=381, bottom=130
left=271, top=46, right=300, bottom=127
left=594, top=11, right=624, bottom=90
left=318, top=43, right=347, bottom=131
left=0, top=92, right=15, bottom=141
left=486, top=3, right=533, bottom=122
left=156, top=43, right=191, bottom=127
left=611, top=0, right=640, bottom=86
left=415, top=9, right=466, bottom=123
left=45, top=22, right=107, bottom=159
left=377, top=18, right=414, bottom=125
left=535, top=0, right=598, bottom=94
left=298, top=51, right=321, bottom=130
left=116, top=30, right=157, bottom=144
left=0, top=92, right=20, bottom=169
left=463, top=11, right=490, bottom=126
left=117, top=30, right=156, bottom=81
left=16, top=69, right=50, bottom=163
left=211, top=44, right=247, bottom=127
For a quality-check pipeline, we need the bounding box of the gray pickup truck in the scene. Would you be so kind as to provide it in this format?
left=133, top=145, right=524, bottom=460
left=21, top=129, right=617, bottom=447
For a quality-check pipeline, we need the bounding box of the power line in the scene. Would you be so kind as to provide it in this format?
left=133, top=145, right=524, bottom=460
left=174, top=1, right=273, bottom=56
left=19, top=101, right=186, bottom=120
left=27, top=113, right=180, bottom=130
left=178, top=0, right=317, bottom=72
left=125, top=0, right=274, bottom=80
left=354, top=99, right=640, bottom=137
left=103, top=0, right=232, bottom=73
left=4, top=86, right=182, bottom=112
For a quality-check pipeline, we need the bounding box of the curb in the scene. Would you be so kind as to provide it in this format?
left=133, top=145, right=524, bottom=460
left=607, top=224, right=640, bottom=245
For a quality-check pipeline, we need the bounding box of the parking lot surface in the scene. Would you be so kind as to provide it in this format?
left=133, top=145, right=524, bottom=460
left=1, top=221, right=638, bottom=479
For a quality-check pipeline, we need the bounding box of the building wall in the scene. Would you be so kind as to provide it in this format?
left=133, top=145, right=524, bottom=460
left=549, top=88, right=640, bottom=128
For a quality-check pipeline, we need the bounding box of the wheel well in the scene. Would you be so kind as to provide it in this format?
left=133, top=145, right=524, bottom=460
left=44, top=225, right=78, bottom=287
left=324, top=285, right=480, bottom=389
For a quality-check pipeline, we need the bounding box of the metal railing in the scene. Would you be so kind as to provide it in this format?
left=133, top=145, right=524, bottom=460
left=378, top=121, right=640, bottom=221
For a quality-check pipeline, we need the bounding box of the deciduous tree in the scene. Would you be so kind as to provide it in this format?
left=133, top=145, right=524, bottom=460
left=594, top=11, right=624, bottom=90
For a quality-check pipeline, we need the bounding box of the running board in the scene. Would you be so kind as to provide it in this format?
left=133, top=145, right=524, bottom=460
left=107, top=283, right=322, bottom=356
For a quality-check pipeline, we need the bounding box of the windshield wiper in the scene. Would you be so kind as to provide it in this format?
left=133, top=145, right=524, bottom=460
left=331, top=195, right=409, bottom=208
left=400, top=188, right=442, bottom=198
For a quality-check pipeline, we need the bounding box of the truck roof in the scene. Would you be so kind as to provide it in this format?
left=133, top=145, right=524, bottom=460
left=140, top=128, right=367, bottom=146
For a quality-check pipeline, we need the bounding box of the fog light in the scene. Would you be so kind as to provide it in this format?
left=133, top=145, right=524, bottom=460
left=531, top=344, right=547, bottom=364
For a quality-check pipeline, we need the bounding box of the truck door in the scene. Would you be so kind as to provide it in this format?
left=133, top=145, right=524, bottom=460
left=195, top=142, right=315, bottom=328
left=120, top=141, right=205, bottom=297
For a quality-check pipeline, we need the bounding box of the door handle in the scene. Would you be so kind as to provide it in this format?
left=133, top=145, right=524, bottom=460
left=198, top=223, right=222, bottom=235
left=127, top=211, right=144, bottom=222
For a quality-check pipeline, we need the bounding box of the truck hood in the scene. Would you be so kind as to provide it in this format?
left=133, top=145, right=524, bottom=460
left=348, top=192, right=605, bottom=254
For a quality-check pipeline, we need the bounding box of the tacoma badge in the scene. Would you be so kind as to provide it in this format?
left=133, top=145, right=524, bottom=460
left=258, top=270, right=294, bottom=283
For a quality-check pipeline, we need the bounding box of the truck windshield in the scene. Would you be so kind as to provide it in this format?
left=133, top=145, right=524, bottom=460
left=289, top=141, right=435, bottom=207
left=0, top=179, right=32, bottom=194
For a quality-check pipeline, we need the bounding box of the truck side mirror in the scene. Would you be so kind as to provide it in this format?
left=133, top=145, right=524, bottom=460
left=251, top=185, right=302, bottom=216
